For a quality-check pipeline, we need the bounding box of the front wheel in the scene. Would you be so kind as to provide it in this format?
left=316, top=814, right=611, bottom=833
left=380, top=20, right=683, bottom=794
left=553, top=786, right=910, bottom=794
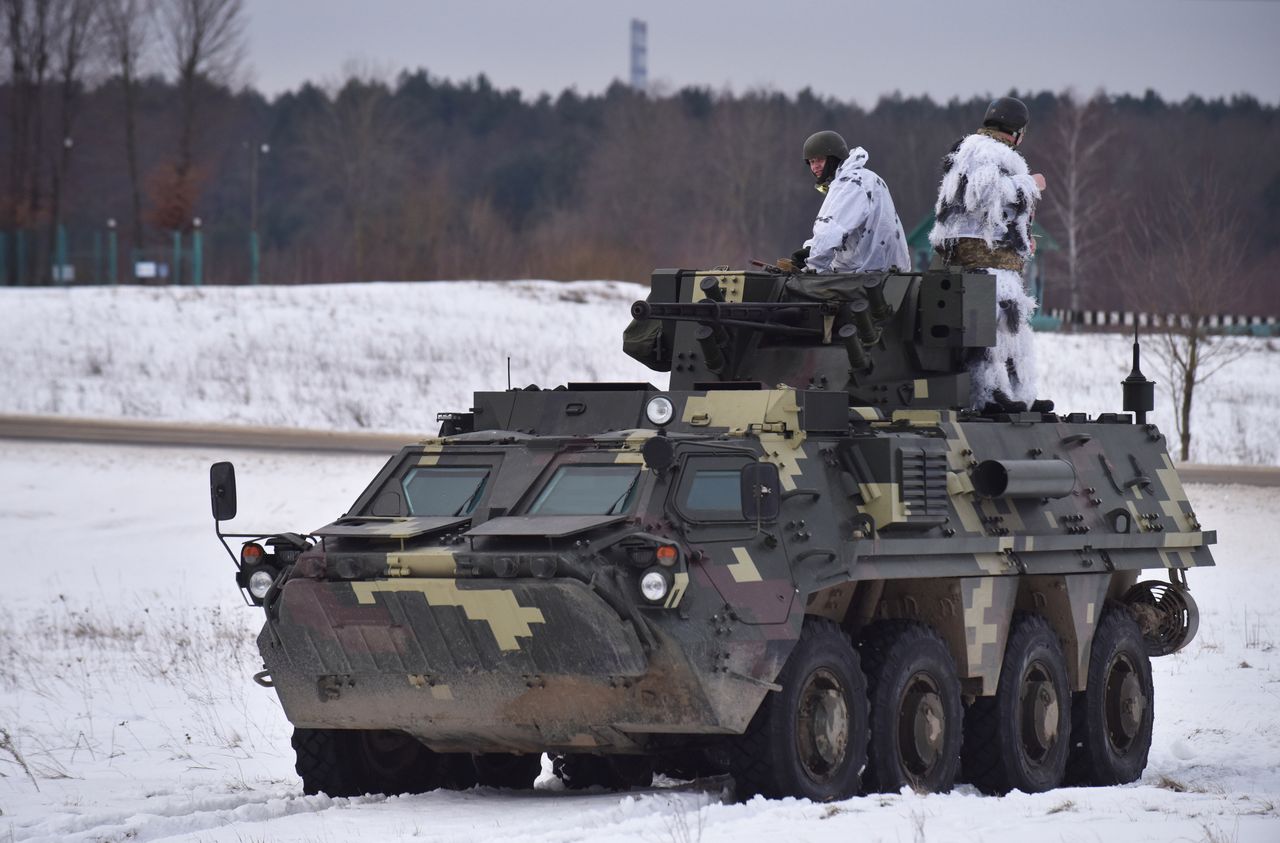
left=292, top=728, right=448, bottom=797
left=1066, top=604, right=1154, bottom=785
left=860, top=621, right=963, bottom=793
left=729, top=618, right=868, bottom=801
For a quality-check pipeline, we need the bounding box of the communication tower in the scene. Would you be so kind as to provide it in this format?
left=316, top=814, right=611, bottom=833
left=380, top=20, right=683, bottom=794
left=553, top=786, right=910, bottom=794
left=630, top=19, right=647, bottom=92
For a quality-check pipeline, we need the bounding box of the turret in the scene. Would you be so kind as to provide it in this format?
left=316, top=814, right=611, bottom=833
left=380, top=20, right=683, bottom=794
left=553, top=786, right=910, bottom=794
left=626, top=267, right=998, bottom=412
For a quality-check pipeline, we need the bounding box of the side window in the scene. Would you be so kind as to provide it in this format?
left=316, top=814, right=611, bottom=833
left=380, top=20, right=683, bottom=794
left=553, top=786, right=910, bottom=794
left=679, top=463, right=747, bottom=520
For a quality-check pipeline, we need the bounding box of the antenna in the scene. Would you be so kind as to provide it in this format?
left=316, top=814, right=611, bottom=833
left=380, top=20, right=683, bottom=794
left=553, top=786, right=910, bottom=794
left=1122, top=321, right=1155, bottom=424
left=507, top=356, right=512, bottom=391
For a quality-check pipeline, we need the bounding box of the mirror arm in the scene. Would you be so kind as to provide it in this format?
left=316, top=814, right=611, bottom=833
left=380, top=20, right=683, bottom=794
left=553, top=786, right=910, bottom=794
left=215, top=522, right=242, bottom=568
left=781, top=488, right=822, bottom=501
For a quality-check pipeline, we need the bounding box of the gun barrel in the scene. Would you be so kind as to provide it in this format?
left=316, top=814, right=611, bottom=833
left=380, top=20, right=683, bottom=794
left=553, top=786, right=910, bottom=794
left=630, top=301, right=828, bottom=337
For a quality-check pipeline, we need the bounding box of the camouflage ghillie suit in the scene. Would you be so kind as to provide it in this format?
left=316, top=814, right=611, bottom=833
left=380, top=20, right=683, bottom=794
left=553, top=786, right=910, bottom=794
left=930, top=129, right=1042, bottom=411
left=804, top=147, right=910, bottom=274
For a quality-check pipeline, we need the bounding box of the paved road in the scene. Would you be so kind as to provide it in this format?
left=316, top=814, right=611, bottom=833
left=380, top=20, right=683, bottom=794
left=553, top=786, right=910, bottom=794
left=1, top=414, right=1277, bottom=486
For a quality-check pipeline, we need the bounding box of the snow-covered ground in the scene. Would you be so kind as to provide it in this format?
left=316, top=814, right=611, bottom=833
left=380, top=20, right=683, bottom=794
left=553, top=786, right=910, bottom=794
left=1, top=281, right=1276, bottom=464
left=1, top=280, right=1278, bottom=841
left=0, top=440, right=1276, bottom=842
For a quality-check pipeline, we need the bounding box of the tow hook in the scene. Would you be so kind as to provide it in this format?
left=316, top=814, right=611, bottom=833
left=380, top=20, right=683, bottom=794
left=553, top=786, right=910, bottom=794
left=253, top=670, right=274, bottom=688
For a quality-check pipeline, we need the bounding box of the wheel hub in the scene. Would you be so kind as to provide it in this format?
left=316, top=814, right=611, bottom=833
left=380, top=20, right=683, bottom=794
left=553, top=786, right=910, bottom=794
left=1106, top=654, right=1145, bottom=749
left=897, top=673, right=947, bottom=777
left=1019, top=664, right=1060, bottom=760
left=905, top=690, right=944, bottom=766
left=797, top=668, right=849, bottom=779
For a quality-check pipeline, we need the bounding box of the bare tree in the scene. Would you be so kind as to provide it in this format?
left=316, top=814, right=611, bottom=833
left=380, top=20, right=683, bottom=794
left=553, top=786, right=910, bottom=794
left=3, top=0, right=54, bottom=281
left=101, top=0, right=152, bottom=251
left=159, top=0, right=245, bottom=192
left=1124, top=172, right=1253, bottom=461
left=298, top=72, right=410, bottom=280
left=1040, top=91, right=1116, bottom=326
left=45, top=0, right=100, bottom=280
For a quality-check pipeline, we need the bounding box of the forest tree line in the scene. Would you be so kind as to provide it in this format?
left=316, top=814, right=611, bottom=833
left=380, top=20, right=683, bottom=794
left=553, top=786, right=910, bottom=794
left=3, top=0, right=1277, bottom=315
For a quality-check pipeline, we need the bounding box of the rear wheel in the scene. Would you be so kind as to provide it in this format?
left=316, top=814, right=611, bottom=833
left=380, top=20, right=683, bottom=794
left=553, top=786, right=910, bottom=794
left=729, top=618, right=868, bottom=801
left=962, top=613, right=1071, bottom=794
left=292, top=728, right=448, bottom=797
left=1066, top=604, right=1154, bottom=785
left=860, top=621, right=963, bottom=793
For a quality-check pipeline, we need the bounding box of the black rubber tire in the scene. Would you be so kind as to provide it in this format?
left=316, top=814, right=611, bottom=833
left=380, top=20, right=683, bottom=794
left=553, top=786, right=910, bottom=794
left=292, top=728, right=445, bottom=797
left=859, top=621, right=963, bottom=794
left=553, top=753, right=654, bottom=790
left=1065, top=604, right=1154, bottom=786
left=728, top=618, right=868, bottom=801
left=961, top=613, right=1071, bottom=794
left=471, top=752, right=542, bottom=789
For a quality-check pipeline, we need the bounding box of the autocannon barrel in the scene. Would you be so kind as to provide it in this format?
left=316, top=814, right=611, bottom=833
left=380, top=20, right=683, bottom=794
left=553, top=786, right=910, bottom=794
left=629, top=300, right=828, bottom=337
left=971, top=459, right=1077, bottom=499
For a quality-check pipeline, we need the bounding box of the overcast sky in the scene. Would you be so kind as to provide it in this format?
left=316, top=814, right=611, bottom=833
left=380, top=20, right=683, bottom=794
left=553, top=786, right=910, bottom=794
left=244, top=0, right=1280, bottom=105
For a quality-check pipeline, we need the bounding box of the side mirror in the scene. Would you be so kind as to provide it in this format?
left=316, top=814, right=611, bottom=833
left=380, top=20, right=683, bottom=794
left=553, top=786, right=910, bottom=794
left=210, top=461, right=238, bottom=522
left=741, top=462, right=780, bottom=522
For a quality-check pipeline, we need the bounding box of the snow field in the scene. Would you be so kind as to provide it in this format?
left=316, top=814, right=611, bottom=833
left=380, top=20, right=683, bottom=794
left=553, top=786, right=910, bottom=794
left=1, top=281, right=1276, bottom=464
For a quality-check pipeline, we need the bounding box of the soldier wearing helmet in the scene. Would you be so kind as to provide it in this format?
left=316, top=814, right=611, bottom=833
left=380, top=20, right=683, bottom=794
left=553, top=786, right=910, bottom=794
left=929, top=96, right=1052, bottom=414
left=792, top=130, right=910, bottom=274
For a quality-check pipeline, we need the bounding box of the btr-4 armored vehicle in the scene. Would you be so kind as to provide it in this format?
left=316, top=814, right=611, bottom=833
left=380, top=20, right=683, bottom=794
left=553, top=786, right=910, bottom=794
left=210, top=266, right=1212, bottom=801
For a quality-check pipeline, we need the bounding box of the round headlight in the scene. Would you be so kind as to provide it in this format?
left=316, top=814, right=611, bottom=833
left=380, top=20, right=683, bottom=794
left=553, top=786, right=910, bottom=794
left=645, top=395, right=675, bottom=426
left=640, top=569, right=670, bottom=603
left=247, top=567, right=276, bottom=600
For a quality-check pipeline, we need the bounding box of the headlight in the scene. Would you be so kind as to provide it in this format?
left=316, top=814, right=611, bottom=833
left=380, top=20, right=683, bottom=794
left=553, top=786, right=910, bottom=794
left=640, top=569, right=670, bottom=602
left=247, top=567, right=276, bottom=600
left=645, top=395, right=675, bottom=426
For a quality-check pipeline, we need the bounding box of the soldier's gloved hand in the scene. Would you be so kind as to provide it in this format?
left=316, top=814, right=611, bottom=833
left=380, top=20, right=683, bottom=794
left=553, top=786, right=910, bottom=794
left=790, top=246, right=810, bottom=269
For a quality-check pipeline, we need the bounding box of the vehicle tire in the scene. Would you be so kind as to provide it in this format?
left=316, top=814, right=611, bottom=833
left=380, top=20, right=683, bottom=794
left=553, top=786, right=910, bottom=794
left=1065, top=603, right=1154, bottom=785
left=292, top=728, right=445, bottom=797
left=728, top=618, right=868, bottom=801
left=961, top=612, right=1071, bottom=794
left=471, top=753, right=542, bottom=789
left=554, top=753, right=654, bottom=790
left=859, top=620, right=963, bottom=793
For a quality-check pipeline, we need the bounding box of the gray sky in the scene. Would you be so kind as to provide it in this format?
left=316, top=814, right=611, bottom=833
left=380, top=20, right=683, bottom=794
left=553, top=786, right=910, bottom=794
left=244, top=0, right=1280, bottom=104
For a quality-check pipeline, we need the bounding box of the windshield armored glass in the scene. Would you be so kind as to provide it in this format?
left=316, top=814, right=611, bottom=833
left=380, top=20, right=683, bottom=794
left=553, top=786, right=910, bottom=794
left=401, top=467, right=489, bottom=516
left=528, top=465, right=641, bottom=516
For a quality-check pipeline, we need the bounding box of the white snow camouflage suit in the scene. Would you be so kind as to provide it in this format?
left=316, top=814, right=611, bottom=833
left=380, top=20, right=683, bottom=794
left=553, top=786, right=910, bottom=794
left=930, top=131, right=1043, bottom=410
left=804, top=147, right=910, bottom=273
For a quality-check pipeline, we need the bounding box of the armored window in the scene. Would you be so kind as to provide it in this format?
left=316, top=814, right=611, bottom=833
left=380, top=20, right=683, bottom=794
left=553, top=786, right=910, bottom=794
left=528, top=465, right=640, bottom=516
left=682, top=468, right=744, bottom=518
left=400, top=467, right=490, bottom=516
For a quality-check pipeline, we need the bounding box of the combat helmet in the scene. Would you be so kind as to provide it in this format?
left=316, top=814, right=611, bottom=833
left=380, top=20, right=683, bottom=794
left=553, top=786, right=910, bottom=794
left=983, top=97, right=1030, bottom=136
left=803, top=130, right=849, bottom=187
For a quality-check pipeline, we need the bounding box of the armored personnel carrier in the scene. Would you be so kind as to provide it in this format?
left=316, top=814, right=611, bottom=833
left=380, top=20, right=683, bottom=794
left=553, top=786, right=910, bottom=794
left=209, top=266, right=1213, bottom=801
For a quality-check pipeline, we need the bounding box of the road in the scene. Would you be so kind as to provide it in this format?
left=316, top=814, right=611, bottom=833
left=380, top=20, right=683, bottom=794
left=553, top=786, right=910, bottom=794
left=1, top=413, right=1276, bottom=486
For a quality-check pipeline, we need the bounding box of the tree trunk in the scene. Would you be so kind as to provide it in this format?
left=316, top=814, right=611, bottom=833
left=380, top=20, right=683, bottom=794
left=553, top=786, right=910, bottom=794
left=1179, top=333, right=1199, bottom=462
left=123, top=73, right=144, bottom=251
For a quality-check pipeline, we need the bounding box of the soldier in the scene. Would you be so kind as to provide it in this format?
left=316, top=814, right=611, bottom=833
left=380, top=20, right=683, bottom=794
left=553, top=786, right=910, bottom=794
left=929, top=97, right=1052, bottom=413
left=792, top=130, right=910, bottom=274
